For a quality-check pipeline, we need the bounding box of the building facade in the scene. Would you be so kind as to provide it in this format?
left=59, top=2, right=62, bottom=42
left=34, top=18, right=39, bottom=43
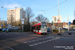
left=52, top=15, right=62, bottom=23
left=7, top=8, right=25, bottom=26
left=47, top=22, right=74, bottom=29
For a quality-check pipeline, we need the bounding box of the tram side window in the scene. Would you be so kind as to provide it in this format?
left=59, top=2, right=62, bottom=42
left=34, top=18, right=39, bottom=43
left=33, top=26, right=35, bottom=30
left=31, top=27, right=33, bottom=31
left=38, top=25, right=41, bottom=30
left=34, top=26, right=35, bottom=30
left=36, top=25, right=38, bottom=30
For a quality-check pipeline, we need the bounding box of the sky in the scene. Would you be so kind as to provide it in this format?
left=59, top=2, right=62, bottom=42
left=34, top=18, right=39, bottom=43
left=0, top=0, right=75, bottom=23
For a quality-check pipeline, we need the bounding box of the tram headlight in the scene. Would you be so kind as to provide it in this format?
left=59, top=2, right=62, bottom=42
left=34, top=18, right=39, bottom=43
left=39, top=30, right=42, bottom=33
left=39, top=30, right=47, bottom=33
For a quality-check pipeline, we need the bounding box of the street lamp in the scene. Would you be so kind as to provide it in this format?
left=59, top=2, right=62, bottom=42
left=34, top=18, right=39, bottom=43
left=1, top=6, right=7, bottom=10
left=58, top=0, right=61, bottom=33
left=1, top=6, right=18, bottom=32
left=1, top=6, right=13, bottom=31
left=1, top=6, right=7, bottom=29
left=58, top=0, right=60, bottom=22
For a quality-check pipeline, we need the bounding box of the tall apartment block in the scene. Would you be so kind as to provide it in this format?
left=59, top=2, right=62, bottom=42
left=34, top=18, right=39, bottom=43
left=7, top=8, right=25, bottom=26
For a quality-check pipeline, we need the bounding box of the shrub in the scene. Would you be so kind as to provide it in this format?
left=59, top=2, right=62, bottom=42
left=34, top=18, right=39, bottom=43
left=53, top=29, right=59, bottom=33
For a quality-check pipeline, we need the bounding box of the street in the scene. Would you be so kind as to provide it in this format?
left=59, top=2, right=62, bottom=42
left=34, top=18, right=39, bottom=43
left=0, top=0, right=75, bottom=50
left=0, top=32, right=75, bottom=50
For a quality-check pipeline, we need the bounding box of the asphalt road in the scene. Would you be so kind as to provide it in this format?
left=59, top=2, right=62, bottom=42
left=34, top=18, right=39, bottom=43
left=0, top=32, right=75, bottom=50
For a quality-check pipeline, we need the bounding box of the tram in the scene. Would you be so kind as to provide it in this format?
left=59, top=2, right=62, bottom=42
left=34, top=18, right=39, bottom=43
left=32, top=22, right=47, bottom=35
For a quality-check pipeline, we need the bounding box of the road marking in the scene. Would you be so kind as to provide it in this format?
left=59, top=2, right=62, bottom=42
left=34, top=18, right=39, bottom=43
left=0, top=34, right=9, bottom=35
left=42, top=41, right=45, bottom=43
left=38, top=42, right=42, bottom=44
left=24, top=36, right=55, bottom=43
left=28, top=41, right=32, bottom=42
left=29, top=37, right=60, bottom=46
left=0, top=43, right=14, bottom=50
left=32, top=40, right=35, bottom=41
left=34, top=43, right=38, bottom=45
left=36, top=39, right=39, bottom=41
left=29, top=45, right=34, bottom=46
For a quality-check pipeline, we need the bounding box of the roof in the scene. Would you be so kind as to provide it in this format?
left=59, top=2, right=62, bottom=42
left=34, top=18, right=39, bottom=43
left=32, top=23, right=41, bottom=27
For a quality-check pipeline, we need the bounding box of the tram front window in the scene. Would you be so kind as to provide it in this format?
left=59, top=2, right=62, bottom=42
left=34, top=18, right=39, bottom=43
left=42, top=25, right=46, bottom=28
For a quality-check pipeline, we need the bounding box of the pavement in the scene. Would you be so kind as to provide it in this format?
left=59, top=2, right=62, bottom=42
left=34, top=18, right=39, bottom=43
left=0, top=31, right=75, bottom=50
left=0, top=32, right=36, bottom=50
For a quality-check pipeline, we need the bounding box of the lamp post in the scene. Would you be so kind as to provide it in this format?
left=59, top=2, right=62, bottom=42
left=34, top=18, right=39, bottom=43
left=58, top=0, right=61, bottom=33
left=11, top=14, right=12, bottom=31
left=21, top=19, right=24, bottom=32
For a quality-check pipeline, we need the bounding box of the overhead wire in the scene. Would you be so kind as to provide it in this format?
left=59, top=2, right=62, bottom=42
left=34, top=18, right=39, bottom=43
left=41, top=0, right=67, bottom=12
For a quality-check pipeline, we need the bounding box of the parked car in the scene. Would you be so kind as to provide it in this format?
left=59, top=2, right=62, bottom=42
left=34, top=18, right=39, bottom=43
left=7, top=28, right=11, bottom=32
left=12, top=27, right=19, bottom=30
left=47, top=28, right=51, bottom=32
left=70, top=28, right=75, bottom=31
left=62, top=28, right=68, bottom=30
left=2, top=28, right=7, bottom=31
left=0, top=28, right=2, bottom=31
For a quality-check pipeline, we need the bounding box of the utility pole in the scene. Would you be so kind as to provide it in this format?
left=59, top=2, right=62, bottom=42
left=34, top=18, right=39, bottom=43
left=58, top=0, right=60, bottom=33
left=11, top=14, right=12, bottom=31
left=3, top=18, right=4, bottom=28
left=74, top=10, right=75, bottom=19
left=0, top=18, right=1, bottom=27
left=58, top=0, right=60, bottom=19
left=51, top=21, right=53, bottom=34
left=22, top=24, right=24, bottom=32
left=15, top=7, right=17, bottom=26
left=0, top=18, right=3, bottom=29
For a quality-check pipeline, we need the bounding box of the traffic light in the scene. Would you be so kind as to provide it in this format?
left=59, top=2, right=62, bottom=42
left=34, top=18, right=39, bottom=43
left=73, top=20, right=75, bottom=25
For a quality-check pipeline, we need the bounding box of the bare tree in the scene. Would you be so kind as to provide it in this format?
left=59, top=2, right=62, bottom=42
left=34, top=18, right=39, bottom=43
left=30, top=19, right=38, bottom=26
left=25, top=7, right=34, bottom=31
left=36, top=14, right=49, bottom=23
left=26, top=7, right=34, bottom=24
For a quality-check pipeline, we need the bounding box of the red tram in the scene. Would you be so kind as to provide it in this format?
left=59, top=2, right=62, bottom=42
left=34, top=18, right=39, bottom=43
left=32, top=22, right=47, bottom=35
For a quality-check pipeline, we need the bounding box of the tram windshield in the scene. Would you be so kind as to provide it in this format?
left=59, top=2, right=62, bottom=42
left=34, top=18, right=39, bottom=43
left=41, top=22, right=47, bottom=30
left=42, top=25, right=46, bottom=28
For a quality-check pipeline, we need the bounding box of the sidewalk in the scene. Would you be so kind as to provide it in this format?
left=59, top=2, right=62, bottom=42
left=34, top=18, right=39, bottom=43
left=48, top=31, right=75, bottom=38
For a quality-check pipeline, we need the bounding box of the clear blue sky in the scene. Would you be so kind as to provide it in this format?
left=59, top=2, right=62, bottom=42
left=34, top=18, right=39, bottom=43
left=0, top=0, right=75, bottom=23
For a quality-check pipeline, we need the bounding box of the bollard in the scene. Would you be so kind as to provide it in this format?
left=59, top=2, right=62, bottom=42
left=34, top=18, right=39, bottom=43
left=68, top=33, right=71, bottom=35
left=57, top=33, right=61, bottom=35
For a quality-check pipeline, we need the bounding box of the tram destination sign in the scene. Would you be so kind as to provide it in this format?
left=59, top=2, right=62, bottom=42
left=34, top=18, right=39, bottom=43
left=42, top=22, right=46, bottom=25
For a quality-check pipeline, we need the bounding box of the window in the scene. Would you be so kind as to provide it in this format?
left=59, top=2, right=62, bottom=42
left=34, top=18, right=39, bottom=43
left=32, top=26, right=35, bottom=30
left=42, top=25, right=46, bottom=28
left=38, top=25, right=41, bottom=30
left=36, top=25, right=38, bottom=30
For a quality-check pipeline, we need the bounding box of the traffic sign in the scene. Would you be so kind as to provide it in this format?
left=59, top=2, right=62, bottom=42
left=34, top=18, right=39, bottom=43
left=1, top=24, right=3, bottom=27
left=21, top=19, right=24, bottom=24
left=6, top=25, right=8, bottom=27
left=50, top=24, right=51, bottom=26
left=69, top=22, right=71, bottom=25
left=57, top=20, right=60, bottom=23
